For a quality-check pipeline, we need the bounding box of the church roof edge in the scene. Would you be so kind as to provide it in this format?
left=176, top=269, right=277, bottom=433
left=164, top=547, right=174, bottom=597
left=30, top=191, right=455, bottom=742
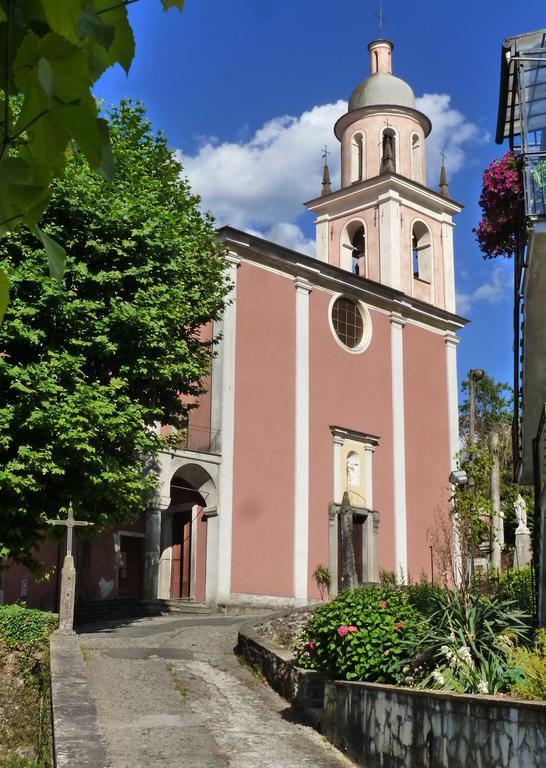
left=216, top=225, right=469, bottom=328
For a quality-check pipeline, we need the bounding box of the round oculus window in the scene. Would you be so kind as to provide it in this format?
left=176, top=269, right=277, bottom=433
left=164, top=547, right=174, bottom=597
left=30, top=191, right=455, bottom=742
left=331, top=296, right=365, bottom=349
left=329, top=296, right=372, bottom=352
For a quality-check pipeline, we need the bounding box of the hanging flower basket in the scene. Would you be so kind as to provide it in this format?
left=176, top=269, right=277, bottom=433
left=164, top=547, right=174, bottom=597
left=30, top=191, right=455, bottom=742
left=474, top=151, right=524, bottom=259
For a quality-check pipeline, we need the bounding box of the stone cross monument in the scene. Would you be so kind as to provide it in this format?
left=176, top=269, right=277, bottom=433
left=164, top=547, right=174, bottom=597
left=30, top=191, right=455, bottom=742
left=47, top=502, right=93, bottom=633
left=514, top=494, right=532, bottom=570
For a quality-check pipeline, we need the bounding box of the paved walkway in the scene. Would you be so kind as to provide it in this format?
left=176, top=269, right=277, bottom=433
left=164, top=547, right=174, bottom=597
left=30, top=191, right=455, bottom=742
left=79, top=614, right=353, bottom=768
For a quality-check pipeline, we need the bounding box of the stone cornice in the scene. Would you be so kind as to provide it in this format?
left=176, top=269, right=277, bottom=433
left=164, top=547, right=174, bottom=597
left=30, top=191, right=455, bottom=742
left=305, top=172, right=463, bottom=218
left=217, top=226, right=469, bottom=334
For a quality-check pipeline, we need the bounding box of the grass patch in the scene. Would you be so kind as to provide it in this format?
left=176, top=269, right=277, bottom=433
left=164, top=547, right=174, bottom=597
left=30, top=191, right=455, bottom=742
left=0, top=604, right=57, bottom=767
left=80, top=644, right=93, bottom=665
left=167, top=664, right=188, bottom=698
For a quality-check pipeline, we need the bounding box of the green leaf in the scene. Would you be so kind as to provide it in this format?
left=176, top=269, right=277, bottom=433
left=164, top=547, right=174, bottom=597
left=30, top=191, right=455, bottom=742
left=78, top=6, right=115, bottom=50
left=31, top=224, right=66, bottom=282
left=41, top=0, right=83, bottom=41
left=0, top=267, right=10, bottom=323
left=95, top=1, right=135, bottom=74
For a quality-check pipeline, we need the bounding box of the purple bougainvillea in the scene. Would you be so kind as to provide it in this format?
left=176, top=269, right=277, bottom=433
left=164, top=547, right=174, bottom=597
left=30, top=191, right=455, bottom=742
left=474, top=151, right=524, bottom=259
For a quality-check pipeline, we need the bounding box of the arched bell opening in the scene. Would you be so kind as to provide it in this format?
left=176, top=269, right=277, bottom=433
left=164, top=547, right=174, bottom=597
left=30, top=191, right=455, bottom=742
left=341, top=220, right=367, bottom=276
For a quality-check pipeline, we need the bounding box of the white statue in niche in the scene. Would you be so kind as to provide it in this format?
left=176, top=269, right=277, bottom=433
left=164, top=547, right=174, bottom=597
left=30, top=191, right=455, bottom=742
left=346, top=451, right=360, bottom=489
left=514, top=494, right=529, bottom=532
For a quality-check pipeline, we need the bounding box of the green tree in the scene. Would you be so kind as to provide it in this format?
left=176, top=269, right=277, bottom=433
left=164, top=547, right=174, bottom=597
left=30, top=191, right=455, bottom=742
left=0, top=100, right=227, bottom=565
left=455, top=372, right=532, bottom=560
left=0, top=0, right=184, bottom=321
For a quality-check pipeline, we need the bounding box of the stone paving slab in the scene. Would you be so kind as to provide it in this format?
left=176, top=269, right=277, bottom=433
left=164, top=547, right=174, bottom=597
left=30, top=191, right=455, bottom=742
left=79, top=614, right=354, bottom=768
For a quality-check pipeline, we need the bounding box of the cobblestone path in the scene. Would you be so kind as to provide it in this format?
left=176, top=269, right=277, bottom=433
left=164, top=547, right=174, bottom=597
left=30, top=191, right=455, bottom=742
left=79, top=614, right=353, bottom=768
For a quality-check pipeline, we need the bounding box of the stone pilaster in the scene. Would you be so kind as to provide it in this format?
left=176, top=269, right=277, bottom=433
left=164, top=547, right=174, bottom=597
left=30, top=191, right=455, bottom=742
left=143, top=495, right=170, bottom=600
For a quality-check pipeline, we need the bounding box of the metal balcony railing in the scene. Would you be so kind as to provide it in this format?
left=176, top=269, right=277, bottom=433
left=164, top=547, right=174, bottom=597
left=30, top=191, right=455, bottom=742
left=523, top=153, right=546, bottom=217
left=177, top=424, right=221, bottom=454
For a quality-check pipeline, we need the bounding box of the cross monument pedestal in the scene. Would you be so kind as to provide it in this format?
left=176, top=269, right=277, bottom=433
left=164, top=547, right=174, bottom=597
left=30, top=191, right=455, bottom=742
left=47, top=502, right=93, bottom=634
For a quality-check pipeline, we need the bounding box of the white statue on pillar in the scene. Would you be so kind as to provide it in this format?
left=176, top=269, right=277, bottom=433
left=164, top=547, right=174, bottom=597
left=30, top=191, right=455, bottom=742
left=514, top=493, right=532, bottom=569
left=514, top=494, right=529, bottom=533
left=346, top=452, right=360, bottom=489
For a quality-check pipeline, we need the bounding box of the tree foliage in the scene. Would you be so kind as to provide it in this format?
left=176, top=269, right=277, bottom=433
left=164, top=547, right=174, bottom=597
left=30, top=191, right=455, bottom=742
left=0, top=100, right=227, bottom=565
left=0, top=0, right=184, bottom=320
left=455, top=371, right=532, bottom=559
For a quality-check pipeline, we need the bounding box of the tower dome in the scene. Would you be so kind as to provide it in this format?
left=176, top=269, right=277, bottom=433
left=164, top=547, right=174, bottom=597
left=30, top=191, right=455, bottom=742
left=348, top=40, right=416, bottom=111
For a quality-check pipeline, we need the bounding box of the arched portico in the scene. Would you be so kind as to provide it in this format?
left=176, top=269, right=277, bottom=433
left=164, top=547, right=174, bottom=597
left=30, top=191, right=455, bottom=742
left=154, top=451, right=220, bottom=605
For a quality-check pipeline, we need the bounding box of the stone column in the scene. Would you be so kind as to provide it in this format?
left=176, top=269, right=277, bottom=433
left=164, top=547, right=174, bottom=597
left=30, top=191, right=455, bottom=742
left=217, top=252, right=241, bottom=604
left=390, top=313, right=407, bottom=583
left=490, top=430, right=504, bottom=571
left=143, top=495, right=170, bottom=601
left=515, top=526, right=533, bottom=569
left=363, top=443, right=376, bottom=582
left=293, top=277, right=312, bottom=603
left=58, top=555, right=76, bottom=634
left=445, top=333, right=463, bottom=585
left=328, top=505, right=339, bottom=597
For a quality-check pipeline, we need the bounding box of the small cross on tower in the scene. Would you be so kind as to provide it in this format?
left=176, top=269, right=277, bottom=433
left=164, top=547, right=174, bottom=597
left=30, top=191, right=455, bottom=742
left=373, top=1, right=386, bottom=33
left=47, top=502, right=93, bottom=633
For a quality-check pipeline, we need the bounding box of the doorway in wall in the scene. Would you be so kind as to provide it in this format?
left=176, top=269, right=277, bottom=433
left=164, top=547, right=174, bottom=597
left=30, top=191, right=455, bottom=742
left=118, top=535, right=144, bottom=598
left=170, top=509, right=193, bottom=598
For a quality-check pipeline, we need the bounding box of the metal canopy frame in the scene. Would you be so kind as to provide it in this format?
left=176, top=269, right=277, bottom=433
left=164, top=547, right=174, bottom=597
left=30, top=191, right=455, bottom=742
left=496, top=29, right=546, bottom=146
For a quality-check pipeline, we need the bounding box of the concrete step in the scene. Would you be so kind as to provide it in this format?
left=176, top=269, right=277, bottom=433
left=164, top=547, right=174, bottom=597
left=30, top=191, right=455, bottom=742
left=75, top=598, right=211, bottom=625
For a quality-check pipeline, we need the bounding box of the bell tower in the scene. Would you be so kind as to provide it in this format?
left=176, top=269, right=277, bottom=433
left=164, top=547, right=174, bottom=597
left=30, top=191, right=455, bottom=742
left=305, top=40, right=461, bottom=314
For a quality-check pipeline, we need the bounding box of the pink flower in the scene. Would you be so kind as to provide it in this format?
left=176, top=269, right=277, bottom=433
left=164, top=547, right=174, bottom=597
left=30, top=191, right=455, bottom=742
left=379, top=601, right=387, bottom=609
left=394, top=620, right=404, bottom=632
left=308, top=641, right=316, bottom=650
left=338, top=625, right=358, bottom=638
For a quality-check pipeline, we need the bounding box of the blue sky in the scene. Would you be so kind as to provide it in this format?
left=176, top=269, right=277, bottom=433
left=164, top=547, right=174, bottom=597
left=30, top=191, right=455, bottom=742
left=95, top=1, right=546, bottom=391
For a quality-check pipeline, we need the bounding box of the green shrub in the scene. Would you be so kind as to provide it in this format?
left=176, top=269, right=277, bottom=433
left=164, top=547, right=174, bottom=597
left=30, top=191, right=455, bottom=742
left=0, top=604, right=57, bottom=651
left=407, top=578, right=446, bottom=616
left=312, top=564, right=332, bottom=602
left=498, top=567, right=536, bottom=617
left=295, top=586, right=427, bottom=683
left=509, top=629, right=546, bottom=701
left=411, top=590, right=532, bottom=695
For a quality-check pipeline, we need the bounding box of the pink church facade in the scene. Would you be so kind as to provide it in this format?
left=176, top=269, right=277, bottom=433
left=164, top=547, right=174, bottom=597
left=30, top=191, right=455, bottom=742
left=1, top=40, right=466, bottom=613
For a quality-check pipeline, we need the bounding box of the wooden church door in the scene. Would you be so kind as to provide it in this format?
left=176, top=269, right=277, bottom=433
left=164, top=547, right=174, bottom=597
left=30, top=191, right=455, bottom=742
left=170, top=510, right=192, bottom=598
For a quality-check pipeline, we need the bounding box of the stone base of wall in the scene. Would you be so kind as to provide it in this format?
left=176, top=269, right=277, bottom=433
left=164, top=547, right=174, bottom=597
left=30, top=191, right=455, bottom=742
left=323, top=679, right=546, bottom=768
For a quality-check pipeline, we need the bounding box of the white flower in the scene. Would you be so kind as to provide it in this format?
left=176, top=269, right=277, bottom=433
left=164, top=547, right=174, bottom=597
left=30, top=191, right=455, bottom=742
left=441, top=645, right=455, bottom=663
left=432, top=668, right=445, bottom=686
left=477, top=680, right=489, bottom=695
left=458, top=646, right=474, bottom=666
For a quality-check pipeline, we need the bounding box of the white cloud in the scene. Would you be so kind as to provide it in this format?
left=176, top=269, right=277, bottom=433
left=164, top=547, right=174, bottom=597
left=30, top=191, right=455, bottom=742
left=416, top=93, right=488, bottom=188
left=179, top=101, right=346, bottom=230
left=262, top=223, right=316, bottom=257
left=180, top=93, right=484, bottom=251
left=456, top=266, right=512, bottom=315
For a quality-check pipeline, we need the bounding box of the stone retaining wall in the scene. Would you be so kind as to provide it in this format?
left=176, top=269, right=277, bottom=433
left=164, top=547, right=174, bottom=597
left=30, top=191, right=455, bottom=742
left=237, top=620, right=326, bottom=710
left=323, top=679, right=546, bottom=768
left=50, top=632, right=109, bottom=767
